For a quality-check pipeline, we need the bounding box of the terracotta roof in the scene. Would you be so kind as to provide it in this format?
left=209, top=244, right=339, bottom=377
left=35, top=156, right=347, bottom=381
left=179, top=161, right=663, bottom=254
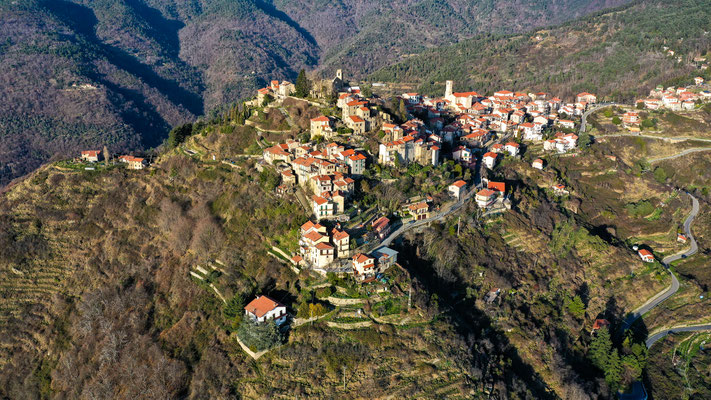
left=487, top=181, right=506, bottom=193
left=348, top=115, right=365, bottom=123
left=349, top=153, right=366, bottom=161
left=311, top=116, right=330, bottom=122
left=451, top=180, right=467, bottom=188
left=477, top=189, right=496, bottom=197
left=592, top=319, right=610, bottom=330
left=638, top=249, right=653, bottom=257
left=315, top=242, right=334, bottom=250
left=312, top=196, right=328, bottom=205
left=303, top=230, right=325, bottom=243
left=332, top=229, right=349, bottom=241
left=372, top=216, right=390, bottom=229
left=483, top=152, right=498, bottom=159
left=244, top=295, right=284, bottom=318
left=408, top=201, right=429, bottom=211
left=353, top=253, right=373, bottom=264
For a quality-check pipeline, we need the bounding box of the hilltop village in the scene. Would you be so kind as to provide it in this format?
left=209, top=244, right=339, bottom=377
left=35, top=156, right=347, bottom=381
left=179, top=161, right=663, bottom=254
left=72, top=70, right=711, bottom=338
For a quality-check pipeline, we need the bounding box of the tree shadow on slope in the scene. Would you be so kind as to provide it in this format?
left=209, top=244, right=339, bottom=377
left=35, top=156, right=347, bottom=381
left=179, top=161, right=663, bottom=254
left=394, top=238, right=559, bottom=399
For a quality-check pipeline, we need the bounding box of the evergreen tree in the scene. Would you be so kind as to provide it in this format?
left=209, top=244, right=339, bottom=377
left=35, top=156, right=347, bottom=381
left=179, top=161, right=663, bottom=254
left=605, top=349, right=622, bottom=389
left=567, top=295, right=586, bottom=318
left=398, top=99, right=408, bottom=122
left=167, top=123, right=193, bottom=148
left=589, top=327, right=612, bottom=369
left=295, top=69, right=310, bottom=98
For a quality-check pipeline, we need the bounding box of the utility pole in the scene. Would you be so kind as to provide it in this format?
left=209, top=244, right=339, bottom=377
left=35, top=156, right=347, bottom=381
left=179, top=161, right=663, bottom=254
left=342, top=366, right=346, bottom=390
left=457, top=216, right=461, bottom=237
left=408, top=284, right=412, bottom=309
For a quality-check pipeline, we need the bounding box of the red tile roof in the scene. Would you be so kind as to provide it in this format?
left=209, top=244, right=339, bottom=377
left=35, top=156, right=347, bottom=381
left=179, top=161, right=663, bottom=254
left=451, top=180, right=467, bottom=188
left=244, top=295, right=284, bottom=318
left=487, top=181, right=506, bottom=193
left=477, top=189, right=496, bottom=197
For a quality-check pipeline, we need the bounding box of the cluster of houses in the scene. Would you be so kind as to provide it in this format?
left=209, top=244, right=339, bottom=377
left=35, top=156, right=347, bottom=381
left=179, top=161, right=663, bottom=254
left=257, top=80, right=296, bottom=104
left=351, top=246, right=399, bottom=283
left=80, top=150, right=147, bottom=170
left=475, top=180, right=508, bottom=210
left=293, top=221, right=350, bottom=270
left=308, top=70, right=393, bottom=140
left=262, top=139, right=365, bottom=221
left=379, top=81, right=589, bottom=170
left=636, top=81, right=711, bottom=112
left=244, top=248, right=400, bottom=328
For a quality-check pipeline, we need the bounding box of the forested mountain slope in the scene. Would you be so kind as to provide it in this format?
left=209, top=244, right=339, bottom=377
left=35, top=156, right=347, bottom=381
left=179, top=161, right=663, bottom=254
left=371, top=0, right=711, bottom=101
left=0, top=0, right=630, bottom=185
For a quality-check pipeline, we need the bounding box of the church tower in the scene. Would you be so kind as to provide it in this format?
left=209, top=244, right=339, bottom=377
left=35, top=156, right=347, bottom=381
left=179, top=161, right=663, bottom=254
left=445, top=80, right=454, bottom=100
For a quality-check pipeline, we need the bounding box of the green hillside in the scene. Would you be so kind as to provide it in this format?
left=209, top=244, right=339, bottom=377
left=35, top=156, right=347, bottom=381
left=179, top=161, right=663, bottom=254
left=370, top=0, right=711, bottom=101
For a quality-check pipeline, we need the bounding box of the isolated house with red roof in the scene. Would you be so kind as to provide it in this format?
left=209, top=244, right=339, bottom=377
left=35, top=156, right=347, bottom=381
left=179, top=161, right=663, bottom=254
left=310, top=115, right=333, bottom=139
left=371, top=216, right=391, bottom=240
left=81, top=150, right=102, bottom=163
left=638, top=249, right=654, bottom=263
left=244, top=295, right=287, bottom=325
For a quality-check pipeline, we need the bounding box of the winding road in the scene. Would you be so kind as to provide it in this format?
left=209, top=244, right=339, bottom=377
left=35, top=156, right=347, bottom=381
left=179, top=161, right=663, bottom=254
left=377, top=184, right=477, bottom=249
left=646, top=323, right=711, bottom=348
left=620, top=193, right=707, bottom=347
left=649, top=148, right=711, bottom=164
left=580, top=103, right=616, bottom=134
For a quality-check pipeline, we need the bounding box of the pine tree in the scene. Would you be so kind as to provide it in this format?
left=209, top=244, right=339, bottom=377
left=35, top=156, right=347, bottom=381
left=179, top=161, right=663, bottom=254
left=398, top=99, right=408, bottom=122
left=589, top=327, right=612, bottom=369
left=567, top=295, right=586, bottom=318
left=295, top=69, right=310, bottom=98
left=604, top=349, right=622, bottom=389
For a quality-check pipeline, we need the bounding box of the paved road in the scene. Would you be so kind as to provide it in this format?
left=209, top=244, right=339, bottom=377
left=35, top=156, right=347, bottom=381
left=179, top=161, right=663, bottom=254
left=278, top=107, right=298, bottom=130
left=621, top=193, right=700, bottom=337
left=646, top=324, right=711, bottom=348
left=580, top=103, right=616, bottom=134
left=600, top=133, right=711, bottom=143
left=649, top=148, right=711, bottom=164
left=376, top=165, right=483, bottom=250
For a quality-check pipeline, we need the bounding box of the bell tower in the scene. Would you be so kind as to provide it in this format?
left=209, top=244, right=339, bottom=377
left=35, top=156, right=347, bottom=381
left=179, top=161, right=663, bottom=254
left=445, top=80, right=453, bottom=99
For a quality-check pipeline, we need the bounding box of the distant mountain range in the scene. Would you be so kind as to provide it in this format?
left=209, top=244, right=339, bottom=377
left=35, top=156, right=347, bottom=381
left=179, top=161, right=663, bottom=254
left=0, top=0, right=675, bottom=184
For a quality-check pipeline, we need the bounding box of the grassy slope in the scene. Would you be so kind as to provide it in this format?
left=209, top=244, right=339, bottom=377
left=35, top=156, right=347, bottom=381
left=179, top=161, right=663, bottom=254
left=370, top=0, right=711, bottom=101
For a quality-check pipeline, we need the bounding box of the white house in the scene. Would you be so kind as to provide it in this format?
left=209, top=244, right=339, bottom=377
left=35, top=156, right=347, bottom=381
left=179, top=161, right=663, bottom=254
left=482, top=152, right=498, bottom=169
left=448, top=180, right=467, bottom=199
left=532, top=159, right=544, bottom=170
left=244, top=295, right=287, bottom=325
left=475, top=189, right=497, bottom=209
left=504, top=142, right=520, bottom=157
left=638, top=249, right=654, bottom=263
left=353, top=253, right=377, bottom=282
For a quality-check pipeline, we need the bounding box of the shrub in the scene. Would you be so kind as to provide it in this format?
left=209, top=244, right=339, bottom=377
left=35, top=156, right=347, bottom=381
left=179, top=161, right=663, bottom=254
left=237, top=319, right=284, bottom=351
